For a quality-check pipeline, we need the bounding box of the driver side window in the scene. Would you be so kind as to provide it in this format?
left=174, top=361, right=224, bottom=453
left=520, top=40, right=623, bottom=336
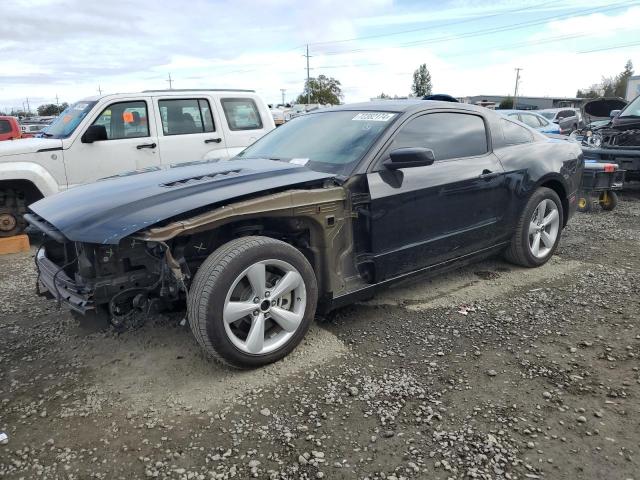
left=382, top=112, right=488, bottom=164
left=92, top=101, right=149, bottom=140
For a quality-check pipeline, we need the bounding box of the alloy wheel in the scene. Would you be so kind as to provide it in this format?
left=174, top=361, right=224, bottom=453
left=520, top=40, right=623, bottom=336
left=223, top=259, right=306, bottom=355
left=528, top=199, right=560, bottom=259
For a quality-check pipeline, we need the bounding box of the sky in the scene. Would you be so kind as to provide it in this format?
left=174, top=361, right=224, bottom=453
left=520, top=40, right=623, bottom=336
left=1, top=0, right=639, bottom=111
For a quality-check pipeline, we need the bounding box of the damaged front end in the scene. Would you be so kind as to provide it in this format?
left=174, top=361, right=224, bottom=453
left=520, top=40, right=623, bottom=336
left=572, top=97, right=640, bottom=181
left=27, top=213, right=185, bottom=328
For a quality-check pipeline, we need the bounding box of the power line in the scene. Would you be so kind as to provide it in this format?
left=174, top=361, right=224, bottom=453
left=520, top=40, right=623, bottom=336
left=308, top=0, right=559, bottom=47
left=578, top=40, right=640, bottom=53
left=319, top=1, right=638, bottom=56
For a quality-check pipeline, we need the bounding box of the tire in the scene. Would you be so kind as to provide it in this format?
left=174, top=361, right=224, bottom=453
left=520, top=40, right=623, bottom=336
left=576, top=192, right=592, bottom=213
left=188, top=236, right=318, bottom=368
left=599, top=191, right=618, bottom=211
left=504, top=187, right=563, bottom=268
left=0, top=189, right=27, bottom=237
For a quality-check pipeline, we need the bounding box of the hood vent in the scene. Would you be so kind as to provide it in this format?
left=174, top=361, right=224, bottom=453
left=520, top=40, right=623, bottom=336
left=161, top=169, right=242, bottom=188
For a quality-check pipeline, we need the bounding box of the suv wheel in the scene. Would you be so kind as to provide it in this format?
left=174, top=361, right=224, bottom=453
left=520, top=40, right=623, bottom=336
left=0, top=189, right=27, bottom=237
left=505, top=187, right=563, bottom=267
left=188, top=236, right=318, bottom=368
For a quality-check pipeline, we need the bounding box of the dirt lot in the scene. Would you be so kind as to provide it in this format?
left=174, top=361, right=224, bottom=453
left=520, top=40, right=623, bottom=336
left=1, top=190, right=639, bottom=480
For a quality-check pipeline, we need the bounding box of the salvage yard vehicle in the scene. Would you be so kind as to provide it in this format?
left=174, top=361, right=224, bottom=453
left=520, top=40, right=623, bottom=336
left=0, top=89, right=274, bottom=237
left=498, top=110, right=560, bottom=135
left=576, top=95, right=640, bottom=182
left=0, top=116, right=23, bottom=141
left=26, top=100, right=583, bottom=368
left=539, top=108, right=583, bottom=134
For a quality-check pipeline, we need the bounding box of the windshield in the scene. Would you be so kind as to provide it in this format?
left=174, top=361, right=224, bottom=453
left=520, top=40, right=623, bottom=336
left=539, top=111, right=555, bottom=120
left=236, top=110, right=398, bottom=175
left=620, top=95, right=640, bottom=117
left=42, top=101, right=97, bottom=138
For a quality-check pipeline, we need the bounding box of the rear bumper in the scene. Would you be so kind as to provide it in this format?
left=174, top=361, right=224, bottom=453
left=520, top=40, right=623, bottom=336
left=36, top=248, right=94, bottom=313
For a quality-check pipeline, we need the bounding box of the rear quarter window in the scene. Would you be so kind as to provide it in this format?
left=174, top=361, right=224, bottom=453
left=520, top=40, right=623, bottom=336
left=501, top=118, right=533, bottom=144
left=0, top=119, right=12, bottom=134
left=221, top=98, right=263, bottom=131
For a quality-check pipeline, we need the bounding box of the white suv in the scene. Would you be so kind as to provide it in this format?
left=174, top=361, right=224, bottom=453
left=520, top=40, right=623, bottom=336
left=0, top=89, right=274, bottom=236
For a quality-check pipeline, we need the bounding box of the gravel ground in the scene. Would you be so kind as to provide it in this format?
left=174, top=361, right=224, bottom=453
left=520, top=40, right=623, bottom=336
left=1, top=189, right=639, bottom=480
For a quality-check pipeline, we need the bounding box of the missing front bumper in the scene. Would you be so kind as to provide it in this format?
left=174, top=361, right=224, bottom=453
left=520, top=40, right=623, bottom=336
left=36, top=248, right=94, bottom=313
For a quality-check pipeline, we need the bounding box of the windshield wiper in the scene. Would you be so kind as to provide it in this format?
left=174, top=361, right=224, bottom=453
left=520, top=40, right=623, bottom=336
left=40, top=132, right=54, bottom=137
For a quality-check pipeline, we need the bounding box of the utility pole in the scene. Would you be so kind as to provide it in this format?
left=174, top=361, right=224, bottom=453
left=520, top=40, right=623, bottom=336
left=513, top=68, right=522, bottom=109
left=55, top=94, right=61, bottom=115
left=25, top=97, right=31, bottom=114
left=280, top=88, right=286, bottom=105
left=303, top=45, right=312, bottom=104
left=97, top=85, right=102, bottom=95
left=167, top=72, right=173, bottom=90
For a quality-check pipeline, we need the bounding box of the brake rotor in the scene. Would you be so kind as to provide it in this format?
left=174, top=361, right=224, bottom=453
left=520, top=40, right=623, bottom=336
left=0, top=212, right=17, bottom=232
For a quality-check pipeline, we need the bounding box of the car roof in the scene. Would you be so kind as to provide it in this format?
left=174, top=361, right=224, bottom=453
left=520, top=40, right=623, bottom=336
left=78, top=89, right=257, bottom=102
left=499, top=109, right=544, bottom=115
left=315, top=100, right=490, bottom=115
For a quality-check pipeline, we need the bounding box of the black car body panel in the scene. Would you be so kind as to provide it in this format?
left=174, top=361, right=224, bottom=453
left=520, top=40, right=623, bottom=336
left=27, top=100, right=583, bottom=319
left=29, top=159, right=335, bottom=244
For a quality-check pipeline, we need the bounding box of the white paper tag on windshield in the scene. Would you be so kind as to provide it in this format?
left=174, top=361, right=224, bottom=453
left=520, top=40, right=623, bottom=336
left=352, top=112, right=395, bottom=122
left=290, top=158, right=309, bottom=166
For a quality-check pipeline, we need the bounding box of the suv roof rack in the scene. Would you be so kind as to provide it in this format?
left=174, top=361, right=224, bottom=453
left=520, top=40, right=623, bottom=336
left=141, top=88, right=255, bottom=93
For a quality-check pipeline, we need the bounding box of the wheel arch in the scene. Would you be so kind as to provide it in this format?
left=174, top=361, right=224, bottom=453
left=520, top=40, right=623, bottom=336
left=537, top=176, right=568, bottom=226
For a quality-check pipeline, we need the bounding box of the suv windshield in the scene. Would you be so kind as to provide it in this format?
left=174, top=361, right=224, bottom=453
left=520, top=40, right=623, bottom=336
left=42, top=101, right=97, bottom=138
left=236, top=110, right=398, bottom=175
left=620, top=95, right=640, bottom=117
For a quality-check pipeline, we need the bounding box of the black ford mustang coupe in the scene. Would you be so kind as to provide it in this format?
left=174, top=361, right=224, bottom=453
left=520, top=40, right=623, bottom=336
left=27, top=101, right=583, bottom=368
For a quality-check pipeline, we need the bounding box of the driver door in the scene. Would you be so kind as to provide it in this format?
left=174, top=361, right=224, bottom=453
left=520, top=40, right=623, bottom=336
left=64, top=98, right=160, bottom=187
left=365, top=111, right=508, bottom=281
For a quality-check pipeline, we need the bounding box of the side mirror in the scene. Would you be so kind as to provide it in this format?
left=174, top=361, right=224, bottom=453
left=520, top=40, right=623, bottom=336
left=384, top=147, right=435, bottom=170
left=81, top=124, right=108, bottom=143
left=609, top=109, right=621, bottom=118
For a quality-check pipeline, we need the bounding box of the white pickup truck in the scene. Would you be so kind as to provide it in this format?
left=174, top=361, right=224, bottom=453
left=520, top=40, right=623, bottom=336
left=0, top=89, right=275, bottom=236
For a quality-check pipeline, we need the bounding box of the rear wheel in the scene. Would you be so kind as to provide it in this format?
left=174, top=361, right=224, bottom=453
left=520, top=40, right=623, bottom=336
left=0, top=189, right=27, bottom=237
left=599, top=191, right=618, bottom=211
left=188, top=236, right=318, bottom=368
left=505, top=187, right=563, bottom=267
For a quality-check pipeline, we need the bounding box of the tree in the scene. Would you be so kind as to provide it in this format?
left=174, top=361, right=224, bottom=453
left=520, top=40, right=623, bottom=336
left=614, top=60, right=633, bottom=98
left=411, top=64, right=432, bottom=97
left=377, top=92, right=391, bottom=99
left=37, top=103, right=68, bottom=116
left=576, top=87, right=600, bottom=99
left=296, top=75, right=343, bottom=105
left=498, top=95, right=514, bottom=109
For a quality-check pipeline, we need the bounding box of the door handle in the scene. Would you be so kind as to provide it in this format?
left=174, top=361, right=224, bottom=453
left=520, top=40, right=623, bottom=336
left=204, top=138, right=222, bottom=144
left=479, top=169, right=499, bottom=180
left=136, top=143, right=156, bottom=150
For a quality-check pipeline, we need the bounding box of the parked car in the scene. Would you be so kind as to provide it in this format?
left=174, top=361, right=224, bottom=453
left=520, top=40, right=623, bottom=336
left=0, top=116, right=23, bottom=141
left=27, top=100, right=583, bottom=368
left=0, top=89, right=274, bottom=237
left=498, top=110, right=560, bottom=134
left=577, top=94, right=640, bottom=181
left=20, top=123, right=49, bottom=138
left=539, top=108, right=583, bottom=134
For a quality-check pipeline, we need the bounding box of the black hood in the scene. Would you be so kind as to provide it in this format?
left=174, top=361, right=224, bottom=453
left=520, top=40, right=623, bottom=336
left=583, top=97, right=627, bottom=120
left=29, top=158, right=335, bottom=244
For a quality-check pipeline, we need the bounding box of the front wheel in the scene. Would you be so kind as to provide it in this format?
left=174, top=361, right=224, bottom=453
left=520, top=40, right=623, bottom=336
left=505, top=187, right=563, bottom=268
left=188, top=236, right=318, bottom=368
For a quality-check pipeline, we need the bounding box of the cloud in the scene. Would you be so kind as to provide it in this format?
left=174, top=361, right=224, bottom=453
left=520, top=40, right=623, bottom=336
left=0, top=0, right=638, bottom=110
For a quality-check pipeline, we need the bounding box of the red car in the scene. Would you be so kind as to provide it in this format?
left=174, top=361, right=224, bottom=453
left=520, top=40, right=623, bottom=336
left=0, top=116, right=23, bottom=141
